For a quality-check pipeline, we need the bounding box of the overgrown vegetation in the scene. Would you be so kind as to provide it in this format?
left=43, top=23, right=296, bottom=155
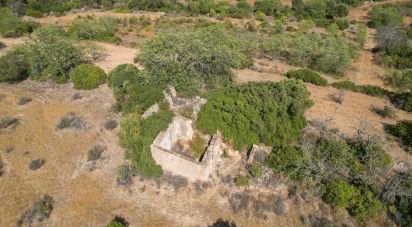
left=265, top=128, right=392, bottom=223
left=137, top=25, right=253, bottom=97
left=189, top=133, right=207, bottom=158
left=69, top=64, right=107, bottom=90
left=368, top=4, right=403, bottom=28
left=108, top=64, right=144, bottom=89
left=118, top=106, right=173, bottom=177
left=384, top=70, right=412, bottom=92
left=386, top=120, right=412, bottom=153
left=198, top=80, right=313, bottom=150
left=106, top=215, right=129, bottom=227
left=285, top=68, right=328, bottom=86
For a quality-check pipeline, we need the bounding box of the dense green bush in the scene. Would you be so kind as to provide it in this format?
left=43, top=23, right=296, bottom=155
left=0, top=8, right=39, bottom=37
left=113, top=84, right=164, bottom=114
left=265, top=145, right=309, bottom=181
left=198, top=80, right=313, bottom=150
left=108, top=64, right=144, bottom=89
left=137, top=25, right=253, bottom=96
left=369, top=4, right=403, bottom=28
left=118, top=106, right=173, bottom=177
left=386, top=120, right=412, bottom=152
left=69, top=64, right=106, bottom=90
left=261, top=33, right=358, bottom=75
left=322, top=179, right=356, bottom=209
left=25, top=25, right=85, bottom=83
left=68, top=17, right=122, bottom=43
left=254, top=0, right=289, bottom=18
left=285, top=68, right=328, bottom=86
left=0, top=49, right=29, bottom=83
left=292, top=0, right=351, bottom=20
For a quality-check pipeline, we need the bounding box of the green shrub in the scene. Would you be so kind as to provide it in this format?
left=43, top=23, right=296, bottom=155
left=25, top=25, right=85, bottom=83
left=137, top=25, right=253, bottom=96
left=106, top=216, right=129, bottom=227
left=69, top=64, right=106, bottom=90
left=108, top=64, right=144, bottom=89
left=0, top=49, right=29, bottom=83
left=334, top=19, right=349, bottom=30
left=355, top=23, right=368, bottom=46
left=198, top=80, right=313, bottom=150
left=386, top=120, right=412, bottom=152
left=331, top=81, right=389, bottom=97
left=285, top=68, right=328, bottom=86
left=322, top=179, right=356, bottom=209
left=369, top=4, right=403, bottom=28
left=234, top=175, right=250, bottom=187
left=0, top=8, right=39, bottom=37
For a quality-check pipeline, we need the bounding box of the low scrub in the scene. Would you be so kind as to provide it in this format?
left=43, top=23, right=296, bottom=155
left=371, top=105, right=395, bottom=118
left=107, top=216, right=129, bottom=227
left=69, top=64, right=106, bottom=90
left=0, top=117, right=18, bottom=129
left=117, top=164, right=132, bottom=185
left=29, top=159, right=45, bottom=170
left=113, top=84, right=164, bottom=114
left=384, top=70, right=412, bottom=92
left=261, top=33, right=358, bottom=76
left=17, top=195, right=54, bottom=226
left=17, top=97, right=32, bottom=105
left=87, top=145, right=104, bottom=162
left=198, top=80, right=313, bottom=150
left=189, top=133, right=207, bottom=158
left=56, top=113, right=87, bottom=130
left=285, top=69, right=328, bottom=86
left=0, top=49, right=30, bottom=83
left=368, top=4, right=403, bottom=28
left=234, top=175, right=250, bottom=187
left=386, top=120, right=412, bottom=153
left=332, top=81, right=389, bottom=97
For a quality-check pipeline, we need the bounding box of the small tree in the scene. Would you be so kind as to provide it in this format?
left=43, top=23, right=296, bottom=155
left=322, top=179, right=356, bottom=209
left=355, top=23, right=368, bottom=47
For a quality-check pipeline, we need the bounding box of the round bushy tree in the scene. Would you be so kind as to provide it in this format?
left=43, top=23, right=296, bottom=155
left=69, top=64, right=106, bottom=90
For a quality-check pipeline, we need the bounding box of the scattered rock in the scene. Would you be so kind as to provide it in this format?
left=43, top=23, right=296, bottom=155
left=142, top=103, right=160, bottom=119
left=29, top=159, right=45, bottom=171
